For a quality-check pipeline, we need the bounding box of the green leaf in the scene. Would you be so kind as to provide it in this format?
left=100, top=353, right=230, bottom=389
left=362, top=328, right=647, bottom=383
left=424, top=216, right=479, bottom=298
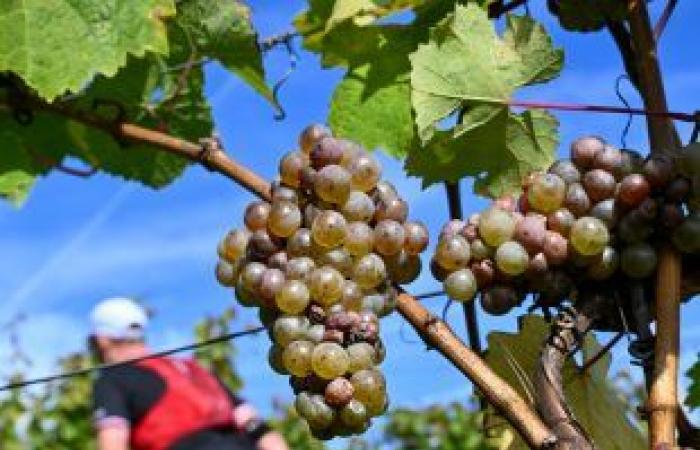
left=405, top=109, right=558, bottom=197
left=484, top=315, right=647, bottom=450
left=409, top=4, right=563, bottom=141
left=171, top=0, right=274, bottom=106
left=686, top=355, right=700, bottom=410
left=0, top=0, right=175, bottom=100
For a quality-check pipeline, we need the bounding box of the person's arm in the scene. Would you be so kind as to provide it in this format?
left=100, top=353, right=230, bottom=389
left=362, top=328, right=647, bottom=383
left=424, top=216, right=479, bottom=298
left=93, top=374, right=133, bottom=450
left=232, top=402, right=289, bottom=450
left=98, top=425, right=130, bottom=450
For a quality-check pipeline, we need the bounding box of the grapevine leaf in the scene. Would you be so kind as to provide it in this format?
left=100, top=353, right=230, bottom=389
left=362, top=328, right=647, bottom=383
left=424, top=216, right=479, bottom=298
left=405, top=109, right=558, bottom=197
left=0, top=0, right=175, bottom=100
left=484, top=315, right=647, bottom=450
left=686, top=355, right=700, bottom=410
left=409, top=4, right=563, bottom=141
left=171, top=0, right=274, bottom=106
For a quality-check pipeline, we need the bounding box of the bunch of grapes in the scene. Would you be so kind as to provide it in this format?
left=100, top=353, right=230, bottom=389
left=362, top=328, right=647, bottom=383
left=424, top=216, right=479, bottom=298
left=431, top=135, right=700, bottom=320
left=215, top=125, right=429, bottom=438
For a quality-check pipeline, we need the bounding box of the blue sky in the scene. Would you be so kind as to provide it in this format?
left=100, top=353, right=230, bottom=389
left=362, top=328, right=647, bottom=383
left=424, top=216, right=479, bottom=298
left=1, top=0, right=699, bottom=444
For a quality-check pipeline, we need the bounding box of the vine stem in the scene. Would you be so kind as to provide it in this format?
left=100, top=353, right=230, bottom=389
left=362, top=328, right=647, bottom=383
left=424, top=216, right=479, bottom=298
left=627, top=2, right=682, bottom=448
left=13, top=98, right=557, bottom=450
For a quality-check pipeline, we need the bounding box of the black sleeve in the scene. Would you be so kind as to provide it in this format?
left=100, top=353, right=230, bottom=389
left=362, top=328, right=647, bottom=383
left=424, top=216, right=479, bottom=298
left=93, top=372, right=133, bottom=426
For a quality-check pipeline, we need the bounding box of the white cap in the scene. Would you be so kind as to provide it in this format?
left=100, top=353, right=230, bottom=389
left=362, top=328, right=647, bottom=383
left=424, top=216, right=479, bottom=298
left=90, top=297, right=148, bottom=340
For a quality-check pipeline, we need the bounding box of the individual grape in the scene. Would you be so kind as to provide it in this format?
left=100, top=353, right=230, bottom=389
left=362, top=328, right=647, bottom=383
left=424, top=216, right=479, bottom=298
left=470, top=238, right=492, bottom=261
left=430, top=258, right=450, bottom=282
left=283, top=340, right=315, bottom=377
left=590, top=199, right=618, bottom=228
left=582, top=169, right=616, bottom=202
left=617, top=174, right=651, bottom=207
left=513, top=215, right=546, bottom=254
left=495, top=241, right=529, bottom=276
left=403, top=221, right=429, bottom=255
left=259, top=268, right=286, bottom=304
left=314, top=165, right=352, bottom=204
left=542, top=230, right=569, bottom=265
left=268, top=201, right=302, bottom=238
left=276, top=279, right=311, bottom=314
left=319, top=248, right=354, bottom=277
left=364, top=392, right=389, bottom=418
left=279, top=151, right=307, bottom=188
left=347, top=152, right=381, bottom=192
left=459, top=223, right=478, bottom=242
left=385, top=250, right=421, bottom=284
left=443, top=268, right=477, bottom=302
left=286, top=256, right=316, bottom=281
left=621, top=242, right=658, bottom=278
left=294, top=391, right=315, bottom=420
left=350, top=369, right=386, bottom=405
left=312, top=210, right=347, bottom=248
left=268, top=345, right=288, bottom=375
left=287, top=228, right=314, bottom=257
left=480, top=285, right=520, bottom=316
left=525, top=252, right=549, bottom=278
left=273, top=315, right=310, bottom=347
left=299, top=124, right=330, bottom=154
left=248, top=229, right=282, bottom=261
left=548, top=159, right=581, bottom=183
left=536, top=270, right=573, bottom=306
left=370, top=180, right=398, bottom=204
left=528, top=173, right=566, bottom=213
left=643, top=155, right=673, bottom=189
left=570, top=216, right=609, bottom=256
left=672, top=213, right=700, bottom=252
left=271, top=182, right=300, bottom=204
left=344, top=222, right=374, bottom=256
left=234, top=279, right=258, bottom=307
left=479, top=207, right=516, bottom=246
left=375, top=197, right=409, bottom=223
left=308, top=266, right=345, bottom=306
left=300, top=166, right=318, bottom=191
left=215, top=260, right=238, bottom=287
left=660, top=203, right=685, bottom=228
left=267, top=251, right=288, bottom=271
left=239, top=261, right=267, bottom=292
left=244, top=201, right=271, bottom=231
left=564, top=182, right=591, bottom=216
left=593, top=145, right=622, bottom=176
left=471, top=259, right=495, bottom=287
left=311, top=137, right=345, bottom=169
left=373, top=220, right=406, bottom=256
left=346, top=343, right=377, bottom=373
left=340, top=281, right=364, bottom=312
left=306, top=324, right=326, bottom=343
left=434, top=234, right=471, bottom=270
left=619, top=149, right=644, bottom=177
left=665, top=177, right=691, bottom=202
left=587, top=246, right=619, bottom=280
left=571, top=135, right=605, bottom=168
left=635, top=197, right=659, bottom=221
left=617, top=212, right=653, bottom=243
left=219, top=229, right=250, bottom=263
left=353, top=253, right=387, bottom=289
left=440, top=219, right=466, bottom=239
left=325, top=377, right=355, bottom=408
left=341, top=191, right=375, bottom=222
left=308, top=395, right=336, bottom=431
left=547, top=208, right=575, bottom=236
left=340, top=399, right=368, bottom=429
left=312, top=342, right=350, bottom=379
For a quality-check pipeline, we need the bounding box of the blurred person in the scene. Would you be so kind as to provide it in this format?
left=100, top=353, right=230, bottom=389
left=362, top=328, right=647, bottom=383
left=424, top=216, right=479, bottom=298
left=89, top=297, right=288, bottom=450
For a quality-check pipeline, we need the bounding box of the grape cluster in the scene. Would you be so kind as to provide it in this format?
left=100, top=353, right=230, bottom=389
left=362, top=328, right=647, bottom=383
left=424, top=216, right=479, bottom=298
left=431, top=135, right=700, bottom=318
left=215, top=125, right=429, bottom=439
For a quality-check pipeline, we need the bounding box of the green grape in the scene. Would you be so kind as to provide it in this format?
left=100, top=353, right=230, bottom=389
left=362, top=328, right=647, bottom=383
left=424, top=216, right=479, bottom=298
left=495, top=241, right=529, bottom=276
left=312, top=210, right=347, bottom=248
left=314, top=165, right=352, bottom=204
left=347, top=152, right=381, bottom=192
left=239, top=261, right=267, bottom=292
left=470, top=238, right=492, bottom=261
left=309, top=394, right=336, bottom=431
left=272, top=315, right=310, bottom=347
left=344, top=222, right=374, bottom=256
left=385, top=250, right=421, bottom=285
left=276, top=279, right=311, bottom=314
left=528, top=173, right=566, bottom=213
left=234, top=278, right=257, bottom=307
left=286, top=256, right=316, bottom=281
left=340, top=280, right=364, bottom=311
left=308, top=266, right=345, bottom=305
left=403, top=221, right=429, bottom=255
left=219, top=229, right=250, bottom=263
left=287, top=228, right=314, bottom=257
left=570, top=216, right=609, bottom=256
left=587, top=246, right=619, bottom=280
left=283, top=340, right=315, bottom=377
left=268, top=200, right=302, bottom=238
left=364, top=390, right=388, bottom=417
left=443, top=268, right=477, bottom=302
left=341, top=191, right=376, bottom=222
left=479, top=207, right=516, bottom=247
left=306, top=324, right=325, bottom=343
left=312, top=342, right=350, bottom=379
left=621, top=243, right=658, bottom=278
left=350, top=369, right=386, bottom=406
left=434, top=234, right=471, bottom=271
left=244, top=201, right=271, bottom=231
left=347, top=342, right=377, bottom=373
left=295, top=391, right=315, bottom=420
left=268, top=345, right=288, bottom=375
left=319, top=247, right=354, bottom=277
left=279, top=151, right=307, bottom=188
left=299, top=124, right=330, bottom=154
left=215, top=260, right=238, bottom=287
left=340, top=399, right=368, bottom=429
left=373, top=220, right=405, bottom=256
left=353, top=253, right=387, bottom=289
